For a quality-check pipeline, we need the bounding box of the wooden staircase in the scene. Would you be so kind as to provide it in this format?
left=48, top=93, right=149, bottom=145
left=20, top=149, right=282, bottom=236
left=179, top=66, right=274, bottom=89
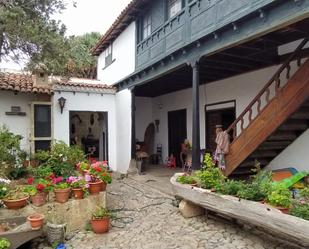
left=225, top=38, right=309, bottom=178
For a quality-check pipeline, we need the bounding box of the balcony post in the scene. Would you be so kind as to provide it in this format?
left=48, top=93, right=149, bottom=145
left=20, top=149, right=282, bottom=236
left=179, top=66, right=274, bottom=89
left=131, top=88, right=136, bottom=159
left=190, top=59, right=201, bottom=170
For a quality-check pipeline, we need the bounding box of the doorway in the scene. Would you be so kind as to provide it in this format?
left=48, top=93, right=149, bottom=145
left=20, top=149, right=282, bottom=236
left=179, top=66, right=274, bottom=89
left=205, top=101, right=236, bottom=152
left=69, top=111, right=108, bottom=161
left=168, top=109, right=187, bottom=167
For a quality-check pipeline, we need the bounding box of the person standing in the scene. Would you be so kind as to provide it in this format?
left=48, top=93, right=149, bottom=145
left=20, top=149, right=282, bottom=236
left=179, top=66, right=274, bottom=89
left=213, top=125, right=230, bottom=170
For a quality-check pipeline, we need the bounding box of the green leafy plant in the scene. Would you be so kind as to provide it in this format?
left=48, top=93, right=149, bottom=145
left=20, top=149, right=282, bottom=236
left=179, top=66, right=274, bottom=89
left=218, top=179, right=245, bottom=196
left=53, top=182, right=70, bottom=190
left=299, top=187, right=309, bottom=201
left=29, top=165, right=53, bottom=179
left=0, top=126, right=27, bottom=179
left=0, top=238, right=11, bottom=249
left=4, top=187, right=29, bottom=200
left=0, top=182, right=10, bottom=199
left=266, top=184, right=292, bottom=208
left=92, top=206, right=112, bottom=220
left=289, top=202, right=309, bottom=220
left=176, top=174, right=196, bottom=185
left=195, top=153, right=225, bottom=190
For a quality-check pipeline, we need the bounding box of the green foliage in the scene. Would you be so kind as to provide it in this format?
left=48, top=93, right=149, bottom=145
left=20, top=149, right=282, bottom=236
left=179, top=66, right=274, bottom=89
left=218, top=180, right=245, bottom=196
left=92, top=206, right=112, bottom=219
left=0, top=126, right=27, bottom=179
left=176, top=174, right=196, bottom=185
left=195, top=153, right=225, bottom=190
left=35, top=141, right=85, bottom=178
left=4, top=187, right=29, bottom=200
left=0, top=182, right=10, bottom=199
left=0, top=238, right=11, bottom=249
left=266, top=185, right=292, bottom=208
left=29, top=165, right=53, bottom=179
left=54, top=182, right=69, bottom=190
left=23, top=185, right=37, bottom=196
left=289, top=202, right=309, bottom=220
left=299, top=187, right=309, bottom=201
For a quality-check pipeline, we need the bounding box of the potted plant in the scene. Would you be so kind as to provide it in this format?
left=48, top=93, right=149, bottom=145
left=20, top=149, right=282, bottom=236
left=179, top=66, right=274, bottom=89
left=0, top=180, right=10, bottom=200
left=2, top=187, right=29, bottom=210
left=67, top=176, right=89, bottom=199
left=88, top=161, right=112, bottom=194
left=91, top=206, right=112, bottom=234
left=0, top=238, right=11, bottom=249
left=24, top=178, right=51, bottom=206
left=266, top=184, right=292, bottom=213
left=27, top=213, right=45, bottom=230
left=53, top=177, right=71, bottom=203
left=76, top=162, right=90, bottom=175
left=46, top=212, right=67, bottom=246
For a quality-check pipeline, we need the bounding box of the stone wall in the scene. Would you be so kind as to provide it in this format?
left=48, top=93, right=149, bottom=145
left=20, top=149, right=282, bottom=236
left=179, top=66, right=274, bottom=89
left=0, top=192, right=106, bottom=233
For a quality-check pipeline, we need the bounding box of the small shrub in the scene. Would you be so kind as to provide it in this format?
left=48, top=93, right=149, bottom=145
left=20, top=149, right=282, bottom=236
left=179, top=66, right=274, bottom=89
left=266, top=185, right=292, bottom=208
left=289, top=202, right=309, bottom=220
left=0, top=238, right=11, bottom=249
left=176, top=174, right=196, bottom=185
left=29, top=165, right=53, bottom=179
left=92, top=206, right=112, bottom=219
left=218, top=179, right=245, bottom=196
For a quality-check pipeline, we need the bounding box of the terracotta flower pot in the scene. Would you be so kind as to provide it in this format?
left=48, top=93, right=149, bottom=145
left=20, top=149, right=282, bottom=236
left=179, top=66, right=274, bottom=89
left=277, top=207, right=289, bottom=214
left=91, top=217, right=110, bottom=234
left=89, top=181, right=103, bottom=195
left=3, top=196, right=29, bottom=210
left=27, top=214, right=45, bottom=230
left=100, top=181, right=107, bottom=191
left=72, top=188, right=84, bottom=199
left=54, top=188, right=71, bottom=203
left=31, top=192, right=48, bottom=207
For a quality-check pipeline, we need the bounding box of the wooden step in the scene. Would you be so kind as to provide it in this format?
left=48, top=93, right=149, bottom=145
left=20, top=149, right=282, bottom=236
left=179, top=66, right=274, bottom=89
left=267, top=131, right=297, bottom=141
left=258, top=140, right=292, bottom=150
left=249, top=150, right=277, bottom=158
left=290, top=107, right=309, bottom=120
left=278, top=121, right=308, bottom=131
left=239, top=159, right=269, bottom=168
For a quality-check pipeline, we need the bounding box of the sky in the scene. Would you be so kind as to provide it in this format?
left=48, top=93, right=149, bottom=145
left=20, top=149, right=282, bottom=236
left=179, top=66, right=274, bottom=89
left=0, top=0, right=132, bottom=70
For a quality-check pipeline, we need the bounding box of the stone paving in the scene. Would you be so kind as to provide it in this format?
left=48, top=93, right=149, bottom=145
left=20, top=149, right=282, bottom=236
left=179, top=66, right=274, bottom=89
left=29, top=177, right=302, bottom=249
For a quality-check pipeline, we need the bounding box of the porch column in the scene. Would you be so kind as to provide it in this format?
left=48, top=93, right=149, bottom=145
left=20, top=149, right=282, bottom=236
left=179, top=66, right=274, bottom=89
left=131, top=88, right=136, bottom=159
left=191, top=59, right=201, bottom=170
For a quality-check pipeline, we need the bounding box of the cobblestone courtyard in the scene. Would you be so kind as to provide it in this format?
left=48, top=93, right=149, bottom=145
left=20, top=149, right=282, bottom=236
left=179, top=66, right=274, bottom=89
left=30, top=176, right=301, bottom=249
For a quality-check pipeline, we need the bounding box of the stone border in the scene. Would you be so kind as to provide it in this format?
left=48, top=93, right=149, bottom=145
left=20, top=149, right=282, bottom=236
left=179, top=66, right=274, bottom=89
left=170, top=173, right=309, bottom=248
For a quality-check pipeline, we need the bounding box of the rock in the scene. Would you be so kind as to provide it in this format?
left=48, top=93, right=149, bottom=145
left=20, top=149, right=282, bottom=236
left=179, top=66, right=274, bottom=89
left=179, top=200, right=205, bottom=218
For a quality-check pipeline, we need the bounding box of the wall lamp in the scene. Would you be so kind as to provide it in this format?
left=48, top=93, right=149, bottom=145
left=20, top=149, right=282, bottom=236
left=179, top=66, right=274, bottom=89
left=58, top=97, right=66, bottom=114
left=155, top=119, right=160, bottom=133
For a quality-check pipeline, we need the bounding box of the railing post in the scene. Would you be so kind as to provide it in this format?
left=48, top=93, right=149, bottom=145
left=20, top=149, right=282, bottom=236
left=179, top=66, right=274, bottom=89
left=190, top=59, right=201, bottom=170
left=131, top=88, right=136, bottom=159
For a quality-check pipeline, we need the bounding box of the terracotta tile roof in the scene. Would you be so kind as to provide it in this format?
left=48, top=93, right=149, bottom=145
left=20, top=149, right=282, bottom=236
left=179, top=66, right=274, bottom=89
left=91, top=0, right=147, bottom=56
left=0, top=72, right=52, bottom=94
left=54, top=78, right=116, bottom=93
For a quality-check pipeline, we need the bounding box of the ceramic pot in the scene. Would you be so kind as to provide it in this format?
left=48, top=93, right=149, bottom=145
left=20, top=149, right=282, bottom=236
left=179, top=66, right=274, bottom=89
left=91, top=217, right=110, bottom=234
left=54, top=188, right=71, bottom=203
left=3, top=196, right=29, bottom=210
left=31, top=192, right=48, bottom=207
left=89, top=181, right=103, bottom=195
left=71, top=188, right=84, bottom=199
left=27, top=214, right=45, bottom=230
left=46, top=222, right=66, bottom=245
left=277, top=207, right=289, bottom=214
left=99, top=181, right=107, bottom=191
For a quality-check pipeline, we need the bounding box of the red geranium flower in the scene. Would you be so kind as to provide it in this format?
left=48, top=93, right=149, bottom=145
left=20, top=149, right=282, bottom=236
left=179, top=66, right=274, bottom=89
left=27, top=177, right=34, bottom=185
left=36, top=184, right=45, bottom=192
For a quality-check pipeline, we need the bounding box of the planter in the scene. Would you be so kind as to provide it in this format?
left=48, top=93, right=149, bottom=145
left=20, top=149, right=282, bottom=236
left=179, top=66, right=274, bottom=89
left=27, top=214, right=45, bottom=230
left=46, top=222, right=66, bottom=245
left=3, top=196, right=29, bottom=210
left=89, top=181, right=103, bottom=195
left=276, top=207, right=290, bottom=214
left=91, top=218, right=110, bottom=234
left=71, top=188, right=84, bottom=199
left=31, top=192, right=48, bottom=207
left=54, top=188, right=71, bottom=203
left=99, top=181, right=107, bottom=191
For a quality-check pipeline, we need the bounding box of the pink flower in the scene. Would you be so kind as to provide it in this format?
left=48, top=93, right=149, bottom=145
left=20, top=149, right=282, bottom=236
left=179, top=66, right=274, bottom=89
left=85, top=174, right=91, bottom=182
left=85, top=184, right=89, bottom=188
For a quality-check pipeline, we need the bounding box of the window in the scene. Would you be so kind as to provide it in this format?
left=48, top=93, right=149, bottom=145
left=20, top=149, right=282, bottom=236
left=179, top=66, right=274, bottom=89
left=32, top=103, right=52, bottom=152
left=168, top=0, right=182, bottom=18
left=143, top=15, right=152, bottom=40
left=104, top=44, right=113, bottom=67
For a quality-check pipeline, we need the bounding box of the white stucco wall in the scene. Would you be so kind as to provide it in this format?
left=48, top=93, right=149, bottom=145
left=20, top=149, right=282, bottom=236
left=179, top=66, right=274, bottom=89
left=115, top=89, right=132, bottom=173
left=97, top=22, right=136, bottom=85
left=52, top=91, right=117, bottom=171
left=134, top=63, right=309, bottom=172
left=135, top=97, right=153, bottom=142
left=0, top=91, right=32, bottom=151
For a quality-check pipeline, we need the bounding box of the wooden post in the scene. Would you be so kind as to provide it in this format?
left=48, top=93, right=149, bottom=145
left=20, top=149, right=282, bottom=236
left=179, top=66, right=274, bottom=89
left=131, top=88, right=136, bottom=159
left=191, top=60, right=201, bottom=170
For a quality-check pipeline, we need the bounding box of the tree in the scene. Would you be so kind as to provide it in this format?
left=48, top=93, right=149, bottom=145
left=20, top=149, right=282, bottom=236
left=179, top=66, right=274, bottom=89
left=0, top=0, right=70, bottom=73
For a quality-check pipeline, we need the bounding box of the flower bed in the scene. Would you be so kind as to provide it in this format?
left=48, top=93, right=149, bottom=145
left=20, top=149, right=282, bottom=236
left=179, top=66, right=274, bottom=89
left=171, top=173, right=309, bottom=247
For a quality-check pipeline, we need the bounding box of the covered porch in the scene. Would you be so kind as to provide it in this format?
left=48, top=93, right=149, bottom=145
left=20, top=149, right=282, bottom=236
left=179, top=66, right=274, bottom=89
left=129, top=17, right=309, bottom=174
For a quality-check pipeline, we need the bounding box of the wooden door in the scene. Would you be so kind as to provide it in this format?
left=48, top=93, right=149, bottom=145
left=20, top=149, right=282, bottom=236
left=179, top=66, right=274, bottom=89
left=168, top=109, right=187, bottom=167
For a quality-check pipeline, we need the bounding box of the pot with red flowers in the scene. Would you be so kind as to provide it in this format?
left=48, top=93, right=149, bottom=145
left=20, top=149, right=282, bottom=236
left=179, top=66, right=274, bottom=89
left=24, top=178, right=51, bottom=207
left=87, top=161, right=112, bottom=194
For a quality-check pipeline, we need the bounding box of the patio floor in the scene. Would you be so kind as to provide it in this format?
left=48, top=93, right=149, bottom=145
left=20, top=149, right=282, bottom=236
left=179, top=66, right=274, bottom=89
left=128, top=164, right=183, bottom=196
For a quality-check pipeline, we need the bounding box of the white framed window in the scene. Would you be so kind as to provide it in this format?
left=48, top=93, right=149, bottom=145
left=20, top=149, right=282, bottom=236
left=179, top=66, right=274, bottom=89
left=168, top=0, right=182, bottom=18
left=143, top=15, right=152, bottom=40
left=104, top=44, right=113, bottom=67
left=30, top=102, right=52, bottom=152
